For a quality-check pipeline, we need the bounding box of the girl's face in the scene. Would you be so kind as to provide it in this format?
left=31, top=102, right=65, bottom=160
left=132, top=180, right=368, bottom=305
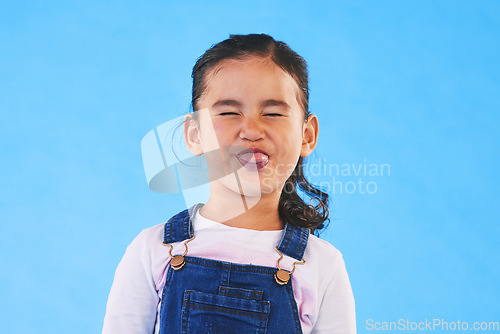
left=185, top=56, right=318, bottom=201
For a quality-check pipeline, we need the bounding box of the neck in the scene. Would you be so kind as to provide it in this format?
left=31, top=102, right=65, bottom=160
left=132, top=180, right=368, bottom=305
left=200, top=187, right=284, bottom=231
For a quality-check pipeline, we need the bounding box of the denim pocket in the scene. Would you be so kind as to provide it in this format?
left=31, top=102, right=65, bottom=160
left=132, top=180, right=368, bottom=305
left=180, top=289, right=270, bottom=334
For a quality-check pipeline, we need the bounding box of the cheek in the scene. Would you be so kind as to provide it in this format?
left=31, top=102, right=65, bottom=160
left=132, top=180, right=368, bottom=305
left=198, top=116, right=230, bottom=152
left=209, top=122, right=235, bottom=152
left=282, top=129, right=304, bottom=153
left=272, top=136, right=302, bottom=170
left=212, top=121, right=230, bottom=138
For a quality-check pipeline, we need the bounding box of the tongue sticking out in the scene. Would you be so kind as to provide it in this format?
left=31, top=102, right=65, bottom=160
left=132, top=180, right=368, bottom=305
left=238, top=152, right=268, bottom=163
left=237, top=152, right=269, bottom=169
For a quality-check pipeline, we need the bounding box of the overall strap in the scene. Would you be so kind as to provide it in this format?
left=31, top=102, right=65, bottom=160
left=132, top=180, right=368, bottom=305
left=163, top=204, right=202, bottom=244
left=277, top=223, right=310, bottom=261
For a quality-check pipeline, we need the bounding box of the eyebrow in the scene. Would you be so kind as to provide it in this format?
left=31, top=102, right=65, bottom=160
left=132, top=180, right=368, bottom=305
left=262, top=99, right=290, bottom=109
left=212, top=99, right=290, bottom=109
left=212, top=99, right=242, bottom=108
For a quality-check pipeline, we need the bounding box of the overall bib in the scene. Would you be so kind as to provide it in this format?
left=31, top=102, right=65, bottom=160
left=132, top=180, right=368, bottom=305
left=159, top=206, right=310, bottom=334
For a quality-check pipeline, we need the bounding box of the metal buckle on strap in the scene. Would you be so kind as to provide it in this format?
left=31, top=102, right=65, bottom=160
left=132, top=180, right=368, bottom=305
left=163, top=235, right=195, bottom=270
left=274, top=246, right=306, bottom=285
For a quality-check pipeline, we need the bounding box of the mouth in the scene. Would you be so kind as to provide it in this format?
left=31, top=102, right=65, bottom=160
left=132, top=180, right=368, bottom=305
left=235, top=148, right=269, bottom=170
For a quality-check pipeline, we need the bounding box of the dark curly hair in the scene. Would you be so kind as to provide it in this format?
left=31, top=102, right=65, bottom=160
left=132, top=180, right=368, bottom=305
left=191, top=33, right=329, bottom=235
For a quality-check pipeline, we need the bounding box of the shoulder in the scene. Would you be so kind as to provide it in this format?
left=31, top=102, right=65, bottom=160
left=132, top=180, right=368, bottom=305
left=122, top=222, right=165, bottom=253
left=118, top=222, right=165, bottom=262
left=301, top=234, right=348, bottom=289
left=136, top=222, right=165, bottom=244
left=305, top=234, right=344, bottom=264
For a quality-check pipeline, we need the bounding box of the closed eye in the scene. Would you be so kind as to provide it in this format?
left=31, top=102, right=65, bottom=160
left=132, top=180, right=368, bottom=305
left=219, top=112, right=240, bottom=116
left=264, top=113, right=284, bottom=117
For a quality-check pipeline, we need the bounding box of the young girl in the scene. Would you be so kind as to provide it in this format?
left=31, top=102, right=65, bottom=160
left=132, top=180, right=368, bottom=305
left=103, top=34, right=356, bottom=334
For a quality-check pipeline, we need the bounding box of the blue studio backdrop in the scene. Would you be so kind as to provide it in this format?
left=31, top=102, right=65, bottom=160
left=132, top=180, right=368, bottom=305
left=1, top=1, right=499, bottom=333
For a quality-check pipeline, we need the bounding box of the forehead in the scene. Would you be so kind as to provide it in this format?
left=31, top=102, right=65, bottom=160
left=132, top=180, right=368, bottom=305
left=201, top=57, right=301, bottom=107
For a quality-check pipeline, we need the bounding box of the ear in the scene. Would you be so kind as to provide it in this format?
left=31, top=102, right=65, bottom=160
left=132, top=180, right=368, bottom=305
left=184, top=113, right=203, bottom=156
left=300, top=114, right=319, bottom=157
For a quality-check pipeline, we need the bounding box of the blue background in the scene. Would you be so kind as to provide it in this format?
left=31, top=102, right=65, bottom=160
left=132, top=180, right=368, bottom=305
left=1, top=1, right=498, bottom=333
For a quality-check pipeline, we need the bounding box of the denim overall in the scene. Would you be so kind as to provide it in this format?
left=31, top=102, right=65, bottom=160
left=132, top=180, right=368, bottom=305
left=159, top=205, right=309, bottom=334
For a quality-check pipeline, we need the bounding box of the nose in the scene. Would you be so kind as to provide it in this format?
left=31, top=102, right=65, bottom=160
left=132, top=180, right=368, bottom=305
left=239, top=116, right=264, bottom=142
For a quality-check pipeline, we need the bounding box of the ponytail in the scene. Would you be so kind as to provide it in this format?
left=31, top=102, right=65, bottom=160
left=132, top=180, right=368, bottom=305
left=279, top=157, right=329, bottom=235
